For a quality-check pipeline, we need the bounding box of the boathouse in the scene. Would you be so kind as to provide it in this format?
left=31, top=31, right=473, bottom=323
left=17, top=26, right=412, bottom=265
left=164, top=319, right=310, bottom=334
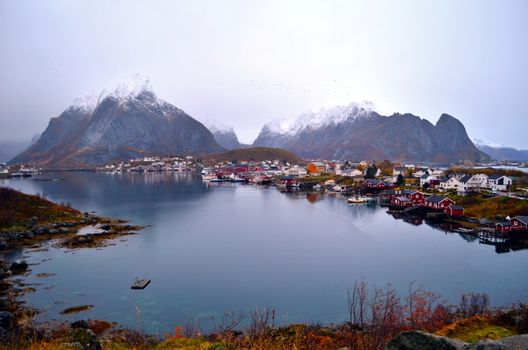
left=495, top=221, right=512, bottom=233
left=425, top=195, right=455, bottom=210
left=510, top=216, right=528, bottom=231
left=445, top=205, right=464, bottom=217
left=393, top=196, right=412, bottom=206
left=402, top=189, right=426, bottom=205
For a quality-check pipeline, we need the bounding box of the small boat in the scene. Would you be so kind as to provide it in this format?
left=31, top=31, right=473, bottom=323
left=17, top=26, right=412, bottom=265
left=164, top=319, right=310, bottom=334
left=348, top=196, right=369, bottom=203
left=313, top=184, right=322, bottom=190
left=131, top=278, right=151, bottom=290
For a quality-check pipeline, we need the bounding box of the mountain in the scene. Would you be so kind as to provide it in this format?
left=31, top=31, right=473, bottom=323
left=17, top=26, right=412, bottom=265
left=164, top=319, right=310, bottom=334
left=202, top=147, right=304, bottom=164
left=204, top=123, right=248, bottom=150
left=253, top=102, right=489, bottom=163
left=473, top=140, right=528, bottom=161
left=10, top=75, right=224, bottom=168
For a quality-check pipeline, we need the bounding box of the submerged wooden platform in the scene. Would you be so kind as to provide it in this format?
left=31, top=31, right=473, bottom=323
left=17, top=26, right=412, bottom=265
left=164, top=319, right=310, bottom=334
left=131, top=279, right=151, bottom=290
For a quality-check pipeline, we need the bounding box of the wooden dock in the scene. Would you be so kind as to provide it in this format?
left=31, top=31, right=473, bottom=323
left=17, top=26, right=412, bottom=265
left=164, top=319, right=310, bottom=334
left=131, top=279, right=151, bottom=290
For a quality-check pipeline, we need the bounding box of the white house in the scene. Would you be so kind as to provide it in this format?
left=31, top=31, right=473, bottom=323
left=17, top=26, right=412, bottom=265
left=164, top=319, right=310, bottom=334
left=342, top=168, right=363, bottom=177
left=487, top=175, right=512, bottom=192
left=458, top=174, right=489, bottom=193
left=420, top=174, right=437, bottom=187
left=438, top=176, right=460, bottom=191
left=285, top=166, right=307, bottom=178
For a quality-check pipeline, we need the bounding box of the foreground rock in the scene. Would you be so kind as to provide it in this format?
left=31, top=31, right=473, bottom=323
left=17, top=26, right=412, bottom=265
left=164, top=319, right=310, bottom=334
left=386, top=331, right=528, bottom=350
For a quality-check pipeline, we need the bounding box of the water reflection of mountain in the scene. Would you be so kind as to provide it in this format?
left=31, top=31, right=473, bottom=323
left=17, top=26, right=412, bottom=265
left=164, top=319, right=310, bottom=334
left=458, top=233, right=479, bottom=243
left=20, top=172, right=211, bottom=223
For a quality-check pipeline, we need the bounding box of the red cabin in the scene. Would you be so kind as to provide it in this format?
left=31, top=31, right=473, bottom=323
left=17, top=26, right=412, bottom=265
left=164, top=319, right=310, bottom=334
left=495, top=222, right=512, bottom=233
left=510, top=216, right=528, bottom=231
left=393, top=196, right=412, bottom=206
left=445, top=205, right=464, bottom=217
left=425, top=195, right=455, bottom=210
left=403, top=190, right=426, bottom=205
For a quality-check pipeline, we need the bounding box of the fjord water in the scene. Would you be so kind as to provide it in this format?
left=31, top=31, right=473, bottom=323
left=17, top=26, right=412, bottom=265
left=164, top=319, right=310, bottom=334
left=2, top=172, right=528, bottom=333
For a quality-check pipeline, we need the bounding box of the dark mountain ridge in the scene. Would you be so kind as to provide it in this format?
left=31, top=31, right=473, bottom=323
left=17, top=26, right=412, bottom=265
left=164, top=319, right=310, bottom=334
left=10, top=76, right=223, bottom=169
left=253, top=103, right=489, bottom=163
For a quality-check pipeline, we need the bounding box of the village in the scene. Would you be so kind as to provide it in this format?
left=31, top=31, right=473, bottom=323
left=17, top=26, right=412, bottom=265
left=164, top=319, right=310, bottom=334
left=198, top=158, right=528, bottom=237
left=2, top=156, right=528, bottom=238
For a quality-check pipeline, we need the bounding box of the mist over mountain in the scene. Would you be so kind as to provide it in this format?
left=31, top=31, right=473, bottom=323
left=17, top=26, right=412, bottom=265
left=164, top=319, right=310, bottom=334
left=253, top=102, right=489, bottom=163
left=0, top=140, right=30, bottom=163
left=10, top=75, right=223, bottom=168
left=474, top=139, right=528, bottom=161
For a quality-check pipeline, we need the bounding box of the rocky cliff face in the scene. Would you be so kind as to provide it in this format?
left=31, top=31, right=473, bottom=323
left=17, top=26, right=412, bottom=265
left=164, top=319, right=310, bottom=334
left=205, top=124, right=248, bottom=150
left=10, top=75, right=223, bottom=168
left=253, top=102, right=489, bottom=163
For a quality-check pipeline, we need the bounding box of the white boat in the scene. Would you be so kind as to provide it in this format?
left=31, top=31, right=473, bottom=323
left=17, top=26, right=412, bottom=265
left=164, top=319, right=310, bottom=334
left=348, top=196, right=369, bottom=203
left=202, top=174, right=217, bottom=181
left=313, top=184, right=322, bottom=190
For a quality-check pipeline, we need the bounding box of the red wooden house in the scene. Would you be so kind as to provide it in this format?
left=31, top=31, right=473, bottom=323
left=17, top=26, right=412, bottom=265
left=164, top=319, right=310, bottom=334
left=445, top=205, right=464, bottom=217
left=510, top=216, right=528, bottom=231
left=393, top=196, right=412, bottom=206
left=425, top=195, right=455, bottom=210
left=495, top=222, right=512, bottom=233
left=402, top=189, right=426, bottom=205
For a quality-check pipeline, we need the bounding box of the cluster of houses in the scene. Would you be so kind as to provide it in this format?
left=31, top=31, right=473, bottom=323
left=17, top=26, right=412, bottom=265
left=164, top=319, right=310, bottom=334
left=0, top=163, right=40, bottom=178
left=97, top=156, right=197, bottom=173
left=392, top=166, right=513, bottom=193
left=381, top=189, right=465, bottom=217
left=437, top=173, right=512, bottom=193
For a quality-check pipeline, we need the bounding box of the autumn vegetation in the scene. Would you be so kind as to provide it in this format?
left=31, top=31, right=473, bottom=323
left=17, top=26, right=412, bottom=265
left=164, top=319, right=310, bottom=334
left=4, top=281, right=528, bottom=350
left=0, top=187, right=81, bottom=232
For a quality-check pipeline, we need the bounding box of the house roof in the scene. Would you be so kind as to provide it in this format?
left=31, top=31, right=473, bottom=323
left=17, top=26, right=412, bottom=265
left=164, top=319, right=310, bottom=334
left=395, top=196, right=411, bottom=202
left=513, top=216, right=528, bottom=224
left=459, top=175, right=472, bottom=183
left=448, top=205, right=464, bottom=210
left=426, top=195, right=452, bottom=203
left=382, top=189, right=400, bottom=195
left=488, top=174, right=507, bottom=180
left=439, top=177, right=450, bottom=182
left=496, top=222, right=512, bottom=227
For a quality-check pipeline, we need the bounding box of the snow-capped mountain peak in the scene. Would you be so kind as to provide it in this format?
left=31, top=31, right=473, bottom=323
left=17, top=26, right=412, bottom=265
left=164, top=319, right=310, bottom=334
left=111, top=73, right=154, bottom=100
left=68, top=74, right=157, bottom=112
left=70, top=94, right=101, bottom=113
left=263, top=101, right=377, bottom=135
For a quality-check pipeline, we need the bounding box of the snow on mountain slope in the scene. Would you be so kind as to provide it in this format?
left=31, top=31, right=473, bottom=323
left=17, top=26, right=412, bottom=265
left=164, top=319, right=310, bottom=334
left=263, top=101, right=377, bottom=136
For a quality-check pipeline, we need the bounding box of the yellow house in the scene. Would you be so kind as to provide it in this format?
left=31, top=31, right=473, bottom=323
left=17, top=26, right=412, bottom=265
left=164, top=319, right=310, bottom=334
left=306, top=162, right=325, bottom=174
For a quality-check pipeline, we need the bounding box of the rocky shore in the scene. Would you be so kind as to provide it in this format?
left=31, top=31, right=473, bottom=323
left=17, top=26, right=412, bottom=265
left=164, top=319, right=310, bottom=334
left=0, top=187, right=144, bottom=346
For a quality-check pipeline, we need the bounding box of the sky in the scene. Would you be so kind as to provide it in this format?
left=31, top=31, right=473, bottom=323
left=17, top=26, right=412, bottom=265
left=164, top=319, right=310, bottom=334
left=0, top=0, right=527, bottom=148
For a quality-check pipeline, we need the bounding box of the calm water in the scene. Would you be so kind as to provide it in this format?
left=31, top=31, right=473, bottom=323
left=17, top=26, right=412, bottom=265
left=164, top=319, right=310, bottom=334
left=2, top=172, right=528, bottom=333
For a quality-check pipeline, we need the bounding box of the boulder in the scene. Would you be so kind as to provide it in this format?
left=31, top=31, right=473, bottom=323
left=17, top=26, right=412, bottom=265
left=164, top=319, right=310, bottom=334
left=9, top=259, right=28, bottom=273
left=71, top=320, right=90, bottom=329
left=464, top=340, right=506, bottom=349
left=387, top=332, right=528, bottom=350
left=387, top=331, right=466, bottom=350
left=498, top=334, right=528, bottom=349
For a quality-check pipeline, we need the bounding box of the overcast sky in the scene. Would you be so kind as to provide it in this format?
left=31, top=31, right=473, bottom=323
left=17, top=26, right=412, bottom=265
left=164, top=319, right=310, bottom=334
left=0, top=0, right=527, bottom=148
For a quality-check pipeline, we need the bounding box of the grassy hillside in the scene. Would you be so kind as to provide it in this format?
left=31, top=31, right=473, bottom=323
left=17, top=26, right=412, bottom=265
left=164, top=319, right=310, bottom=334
left=0, top=187, right=80, bottom=231
left=201, top=147, right=305, bottom=164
